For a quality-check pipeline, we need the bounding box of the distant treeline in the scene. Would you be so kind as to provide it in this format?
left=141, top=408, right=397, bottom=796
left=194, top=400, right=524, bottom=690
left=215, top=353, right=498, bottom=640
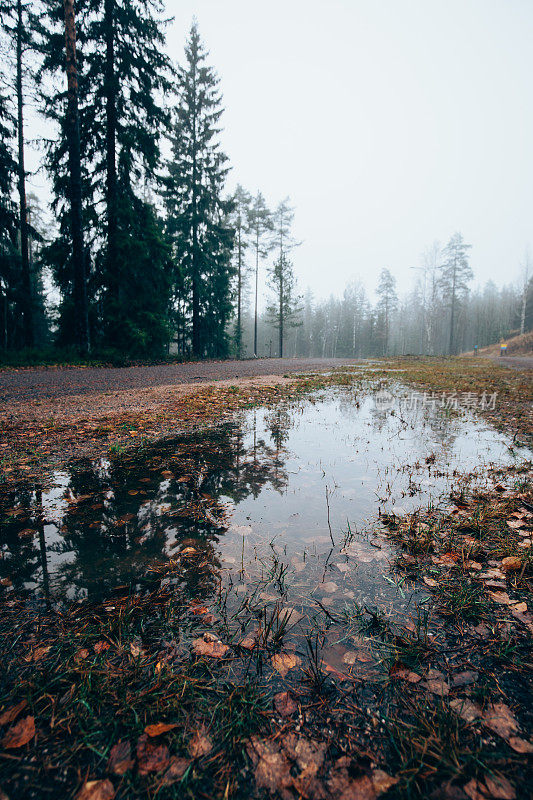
left=0, top=3, right=531, bottom=361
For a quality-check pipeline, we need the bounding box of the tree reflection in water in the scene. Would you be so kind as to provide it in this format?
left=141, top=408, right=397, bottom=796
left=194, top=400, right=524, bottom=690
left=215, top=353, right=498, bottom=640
left=0, top=416, right=289, bottom=603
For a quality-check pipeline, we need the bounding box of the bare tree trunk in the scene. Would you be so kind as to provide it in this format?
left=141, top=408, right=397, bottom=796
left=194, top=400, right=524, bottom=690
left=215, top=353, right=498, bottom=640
left=16, top=0, right=32, bottom=347
left=64, top=0, right=90, bottom=353
left=279, top=267, right=283, bottom=357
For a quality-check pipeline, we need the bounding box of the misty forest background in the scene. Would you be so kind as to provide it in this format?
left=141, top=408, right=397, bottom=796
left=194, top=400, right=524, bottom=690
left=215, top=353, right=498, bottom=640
left=1, top=1, right=532, bottom=363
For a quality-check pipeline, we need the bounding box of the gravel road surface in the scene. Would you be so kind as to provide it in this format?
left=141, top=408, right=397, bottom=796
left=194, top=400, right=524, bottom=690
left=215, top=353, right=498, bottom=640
left=0, top=358, right=358, bottom=404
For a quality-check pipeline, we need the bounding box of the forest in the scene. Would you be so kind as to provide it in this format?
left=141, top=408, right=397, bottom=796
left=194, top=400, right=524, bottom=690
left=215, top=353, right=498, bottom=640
left=0, top=0, right=532, bottom=362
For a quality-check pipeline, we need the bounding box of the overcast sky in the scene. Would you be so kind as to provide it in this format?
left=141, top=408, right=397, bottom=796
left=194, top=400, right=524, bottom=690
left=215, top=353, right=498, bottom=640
left=165, top=0, right=532, bottom=301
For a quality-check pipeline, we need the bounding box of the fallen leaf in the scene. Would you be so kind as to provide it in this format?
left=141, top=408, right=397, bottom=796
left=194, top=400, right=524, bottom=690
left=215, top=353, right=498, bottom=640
left=0, top=700, right=27, bottom=726
left=426, top=679, right=449, bottom=697
left=327, top=757, right=376, bottom=800
left=507, top=736, right=533, bottom=754
left=451, top=670, right=478, bottom=687
left=487, top=591, right=511, bottom=605
left=501, top=557, right=521, bottom=573
left=24, top=645, right=51, bottom=663
left=93, top=641, right=110, bottom=654
left=136, top=734, right=170, bottom=775
left=76, top=780, right=115, bottom=800
left=107, top=741, right=133, bottom=776
left=321, top=581, right=338, bottom=594
left=449, top=698, right=482, bottom=724
left=75, top=648, right=90, bottom=661
left=192, top=636, right=229, bottom=659
left=271, top=652, right=302, bottom=677
left=161, top=756, right=191, bottom=785
left=371, top=769, right=399, bottom=796
left=274, top=691, right=298, bottom=717
left=483, top=775, right=516, bottom=799
left=247, top=736, right=293, bottom=800
left=188, top=726, right=213, bottom=758
left=423, top=576, right=438, bottom=588
left=483, top=703, right=518, bottom=740
left=1, top=716, right=35, bottom=748
left=144, top=722, right=178, bottom=738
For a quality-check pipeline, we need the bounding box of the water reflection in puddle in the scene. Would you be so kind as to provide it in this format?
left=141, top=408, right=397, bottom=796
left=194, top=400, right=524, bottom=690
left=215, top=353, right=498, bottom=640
left=0, top=385, right=528, bottom=630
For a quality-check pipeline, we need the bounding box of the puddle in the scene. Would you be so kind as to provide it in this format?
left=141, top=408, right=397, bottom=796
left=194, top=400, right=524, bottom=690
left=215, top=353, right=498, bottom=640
left=1, top=383, right=528, bottom=616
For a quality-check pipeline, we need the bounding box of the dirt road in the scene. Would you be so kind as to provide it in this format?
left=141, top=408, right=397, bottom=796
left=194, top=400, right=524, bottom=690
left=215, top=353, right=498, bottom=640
left=0, top=357, right=357, bottom=404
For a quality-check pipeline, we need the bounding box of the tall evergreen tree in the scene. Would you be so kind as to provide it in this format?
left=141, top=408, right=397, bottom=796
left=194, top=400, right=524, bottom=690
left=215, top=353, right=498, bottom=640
left=0, top=54, right=18, bottom=349
left=376, top=268, right=397, bottom=355
left=63, top=0, right=90, bottom=352
left=166, top=22, right=234, bottom=358
left=230, top=184, right=251, bottom=358
left=438, top=233, right=472, bottom=354
left=266, top=254, right=301, bottom=357
left=248, top=192, right=272, bottom=357
left=0, top=0, right=40, bottom=347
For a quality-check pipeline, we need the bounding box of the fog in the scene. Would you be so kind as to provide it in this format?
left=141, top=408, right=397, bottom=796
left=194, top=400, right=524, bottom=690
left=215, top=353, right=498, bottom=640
left=166, top=0, right=533, bottom=299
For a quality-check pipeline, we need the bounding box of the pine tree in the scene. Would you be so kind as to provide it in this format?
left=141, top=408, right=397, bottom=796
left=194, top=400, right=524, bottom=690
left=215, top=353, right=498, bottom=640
left=266, top=253, right=301, bottom=357
left=63, top=0, right=90, bottom=352
left=230, top=184, right=251, bottom=358
left=376, top=268, right=397, bottom=355
left=0, top=0, right=41, bottom=347
left=40, top=0, right=173, bottom=354
left=0, top=54, right=18, bottom=349
left=248, top=192, right=272, bottom=357
left=166, top=22, right=234, bottom=358
left=439, top=233, right=472, bottom=354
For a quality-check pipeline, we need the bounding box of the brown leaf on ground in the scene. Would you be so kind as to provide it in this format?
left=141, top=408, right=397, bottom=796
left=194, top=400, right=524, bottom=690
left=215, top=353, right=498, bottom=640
left=144, top=722, right=178, bottom=737
left=188, top=726, right=213, bottom=758
left=247, top=736, right=293, bottom=800
left=271, top=652, right=302, bottom=677
left=449, top=698, right=482, bottom=724
left=0, top=700, right=27, bottom=726
left=1, top=716, right=35, bottom=748
left=107, top=740, right=134, bottom=776
left=501, top=557, right=521, bottom=573
left=483, top=775, right=516, bottom=799
left=507, top=736, right=533, bottom=754
left=76, top=779, right=115, bottom=800
left=423, top=577, right=438, bottom=588
left=75, top=648, right=90, bottom=661
left=274, top=691, right=298, bottom=717
left=487, top=591, right=511, bottom=605
left=327, top=757, right=376, bottom=800
left=483, top=703, right=518, bottom=740
left=24, top=645, right=51, bottom=663
left=426, top=679, right=450, bottom=697
left=390, top=663, right=422, bottom=683
left=161, top=756, right=191, bottom=785
left=136, top=734, right=170, bottom=775
left=192, top=636, right=229, bottom=659
left=93, top=641, right=111, bottom=654
left=451, top=671, right=478, bottom=687
left=371, top=769, right=399, bottom=796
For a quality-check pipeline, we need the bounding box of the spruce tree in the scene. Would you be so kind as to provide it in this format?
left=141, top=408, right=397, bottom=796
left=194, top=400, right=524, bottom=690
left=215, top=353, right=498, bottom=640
left=438, top=233, right=472, bottom=354
left=166, top=22, right=234, bottom=358
left=266, top=254, right=301, bottom=357
left=0, top=55, right=18, bottom=349
left=248, top=192, right=272, bottom=356
left=230, top=184, right=251, bottom=358
left=0, top=0, right=40, bottom=347
left=376, top=268, right=397, bottom=355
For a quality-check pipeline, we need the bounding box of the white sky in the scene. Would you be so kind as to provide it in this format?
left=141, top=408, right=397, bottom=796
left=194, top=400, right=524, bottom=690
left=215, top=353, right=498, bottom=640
left=166, top=0, right=533, bottom=300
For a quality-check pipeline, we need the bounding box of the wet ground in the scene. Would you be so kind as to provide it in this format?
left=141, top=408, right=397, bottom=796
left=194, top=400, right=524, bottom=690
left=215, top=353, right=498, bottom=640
left=2, top=383, right=529, bottom=628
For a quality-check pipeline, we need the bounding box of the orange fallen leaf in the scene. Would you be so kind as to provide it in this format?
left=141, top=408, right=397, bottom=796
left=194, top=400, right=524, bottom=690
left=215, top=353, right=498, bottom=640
left=192, top=636, right=229, bottom=659
left=76, top=779, right=115, bottom=800
left=93, top=641, right=111, bottom=654
left=161, top=756, right=191, bottom=785
left=271, top=652, right=302, bottom=677
left=144, top=722, right=178, bottom=738
left=2, top=715, right=35, bottom=748
left=0, top=700, right=27, bottom=726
